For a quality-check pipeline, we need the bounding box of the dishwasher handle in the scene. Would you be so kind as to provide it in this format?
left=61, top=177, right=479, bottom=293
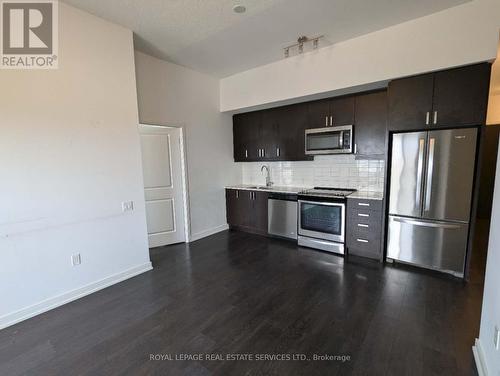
left=268, top=193, right=298, bottom=201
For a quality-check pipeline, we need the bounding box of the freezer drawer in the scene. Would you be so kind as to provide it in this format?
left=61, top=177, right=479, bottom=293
left=387, top=215, right=469, bottom=276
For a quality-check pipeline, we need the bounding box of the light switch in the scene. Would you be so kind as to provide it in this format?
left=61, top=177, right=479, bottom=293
left=71, top=253, right=81, bottom=266
left=122, top=201, right=134, bottom=212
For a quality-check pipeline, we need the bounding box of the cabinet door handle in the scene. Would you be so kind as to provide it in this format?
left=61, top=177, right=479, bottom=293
left=236, top=190, right=239, bottom=199
left=262, top=149, right=265, bottom=158
left=330, top=115, right=333, bottom=126
left=433, top=111, right=438, bottom=125
left=245, top=149, right=248, bottom=158
left=425, top=111, right=430, bottom=125
left=358, top=213, right=370, bottom=217
left=354, top=143, right=357, bottom=154
left=357, top=224, right=369, bottom=228
left=356, top=238, right=369, bottom=243
left=276, top=147, right=280, bottom=157
left=358, top=203, right=370, bottom=207
left=325, top=116, right=328, bottom=127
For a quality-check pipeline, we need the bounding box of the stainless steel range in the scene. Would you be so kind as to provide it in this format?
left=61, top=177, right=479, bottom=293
left=297, top=187, right=356, bottom=255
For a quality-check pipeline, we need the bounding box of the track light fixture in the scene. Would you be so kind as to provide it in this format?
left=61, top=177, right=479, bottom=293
left=283, top=35, right=324, bottom=58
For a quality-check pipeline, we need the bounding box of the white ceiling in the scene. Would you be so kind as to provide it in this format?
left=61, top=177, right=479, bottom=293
left=63, top=0, right=471, bottom=78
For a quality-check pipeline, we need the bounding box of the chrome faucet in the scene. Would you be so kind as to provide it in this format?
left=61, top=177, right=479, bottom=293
left=261, top=165, right=273, bottom=187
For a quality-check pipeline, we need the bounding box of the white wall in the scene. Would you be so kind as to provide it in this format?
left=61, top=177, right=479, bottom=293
left=220, top=0, right=500, bottom=112
left=0, top=3, right=151, bottom=328
left=134, top=52, right=241, bottom=241
left=476, top=140, right=500, bottom=375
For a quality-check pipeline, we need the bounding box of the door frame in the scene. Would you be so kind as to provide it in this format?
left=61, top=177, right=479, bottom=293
left=138, top=123, right=191, bottom=243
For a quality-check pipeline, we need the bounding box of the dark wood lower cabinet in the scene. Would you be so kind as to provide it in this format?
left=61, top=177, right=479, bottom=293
left=346, top=198, right=384, bottom=260
left=227, top=189, right=388, bottom=261
left=226, top=189, right=268, bottom=235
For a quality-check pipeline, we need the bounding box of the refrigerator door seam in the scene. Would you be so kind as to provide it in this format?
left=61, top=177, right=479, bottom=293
left=416, top=138, right=426, bottom=210
left=424, top=137, right=435, bottom=212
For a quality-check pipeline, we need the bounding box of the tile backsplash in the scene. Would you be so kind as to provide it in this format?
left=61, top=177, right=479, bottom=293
left=241, top=155, right=385, bottom=192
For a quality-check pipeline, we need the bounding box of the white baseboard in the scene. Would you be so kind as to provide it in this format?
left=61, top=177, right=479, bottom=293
left=473, top=338, right=488, bottom=376
left=189, top=224, right=229, bottom=242
left=0, top=262, right=153, bottom=330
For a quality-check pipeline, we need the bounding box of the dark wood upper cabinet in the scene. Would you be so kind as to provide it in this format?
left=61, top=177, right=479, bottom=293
left=354, top=91, right=388, bottom=157
left=388, top=63, right=491, bottom=131
left=278, top=103, right=312, bottom=161
left=331, top=96, right=355, bottom=127
left=387, top=73, right=434, bottom=131
left=307, top=99, right=330, bottom=128
left=233, top=63, right=491, bottom=162
left=260, top=108, right=280, bottom=159
left=307, top=96, right=355, bottom=128
left=233, top=111, right=261, bottom=161
left=432, top=63, right=491, bottom=127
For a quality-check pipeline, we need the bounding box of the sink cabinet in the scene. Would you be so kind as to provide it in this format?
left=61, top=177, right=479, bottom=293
left=226, top=189, right=268, bottom=235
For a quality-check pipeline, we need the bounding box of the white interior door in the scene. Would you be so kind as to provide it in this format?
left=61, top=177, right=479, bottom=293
left=139, top=125, right=186, bottom=247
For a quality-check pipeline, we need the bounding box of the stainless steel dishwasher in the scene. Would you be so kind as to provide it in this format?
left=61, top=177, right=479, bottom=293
left=268, top=193, right=298, bottom=240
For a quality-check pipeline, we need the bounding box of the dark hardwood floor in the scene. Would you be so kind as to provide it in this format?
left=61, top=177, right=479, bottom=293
left=0, top=223, right=489, bottom=376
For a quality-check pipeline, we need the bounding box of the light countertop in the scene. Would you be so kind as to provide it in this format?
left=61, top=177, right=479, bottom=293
left=348, top=191, right=384, bottom=201
left=226, top=185, right=384, bottom=200
left=225, top=184, right=308, bottom=195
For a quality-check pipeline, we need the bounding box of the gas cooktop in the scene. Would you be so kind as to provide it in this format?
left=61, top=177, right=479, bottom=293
left=298, top=187, right=357, bottom=198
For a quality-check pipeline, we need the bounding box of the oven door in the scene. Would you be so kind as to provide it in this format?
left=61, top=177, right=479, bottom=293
left=298, top=200, right=345, bottom=243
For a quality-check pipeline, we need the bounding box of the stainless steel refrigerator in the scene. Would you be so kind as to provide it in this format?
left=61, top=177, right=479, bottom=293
left=387, top=128, right=478, bottom=277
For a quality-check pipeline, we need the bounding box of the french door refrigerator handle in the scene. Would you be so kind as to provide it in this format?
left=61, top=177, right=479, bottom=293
left=416, top=138, right=425, bottom=208
left=393, top=217, right=463, bottom=229
left=424, top=138, right=435, bottom=212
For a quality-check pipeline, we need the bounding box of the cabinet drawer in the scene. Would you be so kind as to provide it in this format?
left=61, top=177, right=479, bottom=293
left=347, top=213, right=382, bottom=242
left=348, top=222, right=381, bottom=241
left=347, top=211, right=382, bottom=225
left=347, top=235, right=382, bottom=258
left=347, top=198, right=383, bottom=213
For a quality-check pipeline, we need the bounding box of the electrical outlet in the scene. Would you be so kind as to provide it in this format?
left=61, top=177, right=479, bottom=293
left=494, top=326, right=500, bottom=350
left=122, top=201, right=134, bottom=212
left=71, top=253, right=81, bottom=266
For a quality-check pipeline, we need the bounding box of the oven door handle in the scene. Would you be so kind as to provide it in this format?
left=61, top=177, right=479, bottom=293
left=298, top=199, right=346, bottom=208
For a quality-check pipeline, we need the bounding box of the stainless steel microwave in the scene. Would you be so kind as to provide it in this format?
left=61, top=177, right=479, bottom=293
left=305, top=125, right=353, bottom=155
